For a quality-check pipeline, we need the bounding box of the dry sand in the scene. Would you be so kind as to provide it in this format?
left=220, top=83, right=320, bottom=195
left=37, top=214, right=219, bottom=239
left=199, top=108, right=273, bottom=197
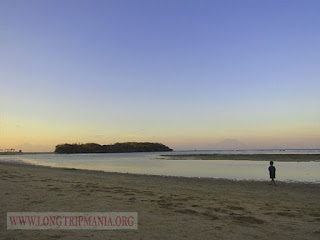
left=1, top=162, right=319, bottom=240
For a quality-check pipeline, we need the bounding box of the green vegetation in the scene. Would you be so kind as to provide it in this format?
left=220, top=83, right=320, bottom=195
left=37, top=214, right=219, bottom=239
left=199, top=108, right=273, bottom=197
left=55, top=142, right=173, bottom=154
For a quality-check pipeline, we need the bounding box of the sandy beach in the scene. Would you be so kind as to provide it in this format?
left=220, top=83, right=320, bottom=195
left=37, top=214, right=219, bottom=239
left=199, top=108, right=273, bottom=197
left=1, top=162, right=319, bottom=240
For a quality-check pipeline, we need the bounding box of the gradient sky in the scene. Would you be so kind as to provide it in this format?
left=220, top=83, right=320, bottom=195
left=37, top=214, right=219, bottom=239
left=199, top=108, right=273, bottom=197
left=1, top=0, right=320, bottom=151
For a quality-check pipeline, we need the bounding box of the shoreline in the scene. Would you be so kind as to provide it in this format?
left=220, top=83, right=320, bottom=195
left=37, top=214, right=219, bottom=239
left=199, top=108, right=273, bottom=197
left=1, top=161, right=319, bottom=239
left=1, top=160, right=319, bottom=196
left=1, top=160, right=319, bottom=185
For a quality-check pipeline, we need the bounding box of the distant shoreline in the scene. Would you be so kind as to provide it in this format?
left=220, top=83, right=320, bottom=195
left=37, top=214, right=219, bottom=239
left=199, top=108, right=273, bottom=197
left=161, top=154, right=320, bottom=162
left=2, top=152, right=320, bottom=162
left=0, top=152, right=54, bottom=155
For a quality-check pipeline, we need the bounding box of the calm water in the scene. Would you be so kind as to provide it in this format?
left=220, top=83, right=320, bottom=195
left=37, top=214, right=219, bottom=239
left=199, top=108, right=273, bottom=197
left=1, top=149, right=320, bottom=183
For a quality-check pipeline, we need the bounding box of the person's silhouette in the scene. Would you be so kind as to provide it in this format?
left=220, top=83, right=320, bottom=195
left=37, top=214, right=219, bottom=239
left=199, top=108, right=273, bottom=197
left=268, top=161, right=276, bottom=185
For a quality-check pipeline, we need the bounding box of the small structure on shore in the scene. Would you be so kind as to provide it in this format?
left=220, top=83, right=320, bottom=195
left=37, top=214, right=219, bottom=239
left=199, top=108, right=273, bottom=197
left=5, top=148, right=17, bottom=153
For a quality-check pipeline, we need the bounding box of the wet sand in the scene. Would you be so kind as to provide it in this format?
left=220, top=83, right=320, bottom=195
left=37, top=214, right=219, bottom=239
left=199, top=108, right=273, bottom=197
left=1, top=162, right=319, bottom=239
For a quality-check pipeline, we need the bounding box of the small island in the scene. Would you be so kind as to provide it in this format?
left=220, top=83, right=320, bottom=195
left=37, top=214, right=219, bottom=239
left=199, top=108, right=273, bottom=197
left=55, top=142, right=173, bottom=154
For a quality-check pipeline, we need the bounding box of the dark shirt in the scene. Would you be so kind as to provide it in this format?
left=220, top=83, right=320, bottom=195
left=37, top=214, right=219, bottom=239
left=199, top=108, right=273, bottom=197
left=269, top=165, right=276, bottom=178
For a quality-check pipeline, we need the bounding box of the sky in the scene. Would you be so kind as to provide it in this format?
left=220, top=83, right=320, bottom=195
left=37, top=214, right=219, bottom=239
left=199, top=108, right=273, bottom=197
left=1, top=0, right=320, bottom=152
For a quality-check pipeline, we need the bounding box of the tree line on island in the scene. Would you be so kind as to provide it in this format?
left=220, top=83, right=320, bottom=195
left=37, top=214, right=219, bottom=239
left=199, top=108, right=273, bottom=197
left=55, top=142, right=173, bottom=154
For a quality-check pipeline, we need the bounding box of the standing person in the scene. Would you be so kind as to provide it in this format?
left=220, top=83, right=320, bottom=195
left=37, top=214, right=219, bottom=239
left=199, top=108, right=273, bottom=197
left=268, top=161, right=276, bottom=185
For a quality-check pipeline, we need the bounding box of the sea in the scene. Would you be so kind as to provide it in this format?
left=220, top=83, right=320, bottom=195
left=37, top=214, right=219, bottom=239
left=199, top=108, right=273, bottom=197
left=1, top=149, right=320, bottom=183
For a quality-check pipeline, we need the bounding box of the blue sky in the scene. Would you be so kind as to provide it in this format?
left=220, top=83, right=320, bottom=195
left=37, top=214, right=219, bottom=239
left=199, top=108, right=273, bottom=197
left=1, top=0, right=319, bottom=151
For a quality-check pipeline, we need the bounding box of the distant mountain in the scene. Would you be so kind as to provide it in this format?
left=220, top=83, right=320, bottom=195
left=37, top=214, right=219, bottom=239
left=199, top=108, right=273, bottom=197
left=15, top=143, right=54, bottom=152
left=212, top=138, right=247, bottom=150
